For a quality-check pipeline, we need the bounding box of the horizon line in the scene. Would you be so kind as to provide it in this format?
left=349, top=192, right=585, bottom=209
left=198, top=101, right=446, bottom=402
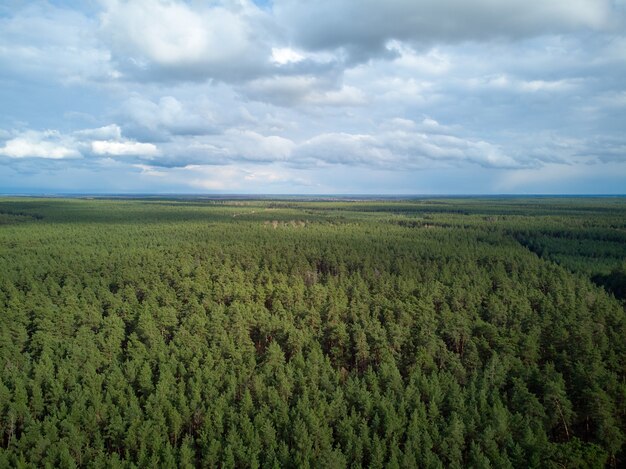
left=1, top=193, right=626, bottom=199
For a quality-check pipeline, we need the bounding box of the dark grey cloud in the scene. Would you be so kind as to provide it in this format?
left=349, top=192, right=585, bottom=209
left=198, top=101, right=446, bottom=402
left=241, top=73, right=367, bottom=107
left=275, top=0, right=622, bottom=62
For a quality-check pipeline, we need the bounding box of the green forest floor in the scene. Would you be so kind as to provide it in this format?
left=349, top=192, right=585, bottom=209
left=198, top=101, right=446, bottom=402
left=0, top=197, right=625, bottom=467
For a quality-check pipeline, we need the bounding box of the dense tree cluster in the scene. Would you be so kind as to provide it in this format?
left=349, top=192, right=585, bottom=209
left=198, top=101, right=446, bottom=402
left=0, top=198, right=625, bottom=467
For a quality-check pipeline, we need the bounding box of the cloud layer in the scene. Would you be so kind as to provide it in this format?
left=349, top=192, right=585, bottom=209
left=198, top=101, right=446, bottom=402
left=0, top=0, right=625, bottom=194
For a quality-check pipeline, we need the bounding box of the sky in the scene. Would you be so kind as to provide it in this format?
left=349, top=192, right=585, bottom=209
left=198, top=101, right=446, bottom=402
left=0, top=0, right=625, bottom=195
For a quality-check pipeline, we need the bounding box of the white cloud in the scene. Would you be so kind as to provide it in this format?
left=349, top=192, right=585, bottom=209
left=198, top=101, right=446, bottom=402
left=74, top=124, right=122, bottom=140
left=128, top=116, right=521, bottom=170
left=132, top=163, right=310, bottom=192
left=519, top=79, right=578, bottom=92
left=0, top=131, right=81, bottom=159
left=466, top=74, right=580, bottom=93
left=296, top=133, right=394, bottom=166
left=91, top=140, right=159, bottom=157
left=0, top=125, right=161, bottom=161
left=119, top=95, right=228, bottom=139
left=356, top=74, right=436, bottom=106
left=225, top=130, right=295, bottom=161
left=0, top=4, right=114, bottom=84
left=293, top=119, right=521, bottom=169
left=133, top=163, right=168, bottom=177
left=188, top=166, right=291, bottom=191
left=174, top=130, right=295, bottom=165
left=271, top=47, right=305, bottom=65
left=100, top=0, right=272, bottom=81
left=306, top=86, right=367, bottom=106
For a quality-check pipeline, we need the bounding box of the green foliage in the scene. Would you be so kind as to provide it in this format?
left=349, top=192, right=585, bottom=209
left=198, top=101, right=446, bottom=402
left=0, top=197, right=625, bottom=467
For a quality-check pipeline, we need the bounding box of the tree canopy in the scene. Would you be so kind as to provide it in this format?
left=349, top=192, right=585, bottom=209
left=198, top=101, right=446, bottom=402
left=1, top=197, right=625, bottom=467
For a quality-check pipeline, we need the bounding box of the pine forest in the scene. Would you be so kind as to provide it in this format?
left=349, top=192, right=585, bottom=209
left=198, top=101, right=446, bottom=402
left=0, top=197, right=625, bottom=468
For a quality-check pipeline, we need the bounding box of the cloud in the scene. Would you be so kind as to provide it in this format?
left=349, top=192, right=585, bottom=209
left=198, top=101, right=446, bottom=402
left=296, top=133, right=392, bottom=166
left=0, top=125, right=163, bottom=161
left=0, top=3, right=114, bottom=84
left=220, top=130, right=294, bottom=161
left=243, top=75, right=367, bottom=107
left=112, top=116, right=525, bottom=170
left=294, top=122, right=521, bottom=169
left=130, top=163, right=312, bottom=192
left=465, top=74, right=580, bottom=93
left=0, top=131, right=81, bottom=159
left=186, top=165, right=299, bottom=191
left=275, top=0, right=619, bottom=62
left=493, top=160, right=626, bottom=193
left=74, top=124, right=122, bottom=140
left=121, top=96, right=219, bottom=138
left=153, top=130, right=295, bottom=167
left=91, top=140, right=159, bottom=157
left=4, top=114, right=598, bottom=172
left=0, top=1, right=625, bottom=194
left=271, top=47, right=305, bottom=65
left=99, top=0, right=273, bottom=82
